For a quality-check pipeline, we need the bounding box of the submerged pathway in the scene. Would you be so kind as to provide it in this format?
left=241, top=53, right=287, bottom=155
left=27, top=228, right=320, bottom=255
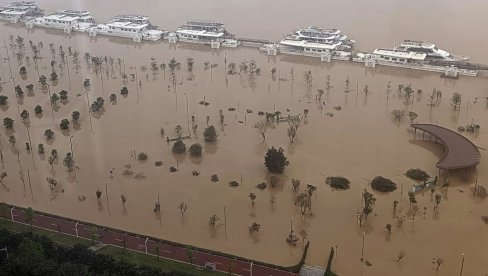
left=411, top=123, right=481, bottom=170
left=2, top=206, right=298, bottom=276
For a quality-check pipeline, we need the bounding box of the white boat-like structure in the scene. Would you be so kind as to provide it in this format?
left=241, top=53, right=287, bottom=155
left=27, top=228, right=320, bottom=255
left=354, top=48, right=478, bottom=77
left=395, top=40, right=469, bottom=62
left=264, top=26, right=355, bottom=61
left=169, top=20, right=239, bottom=48
left=0, top=1, right=42, bottom=23
left=27, top=10, right=95, bottom=32
left=287, top=26, right=355, bottom=46
left=88, top=15, right=167, bottom=42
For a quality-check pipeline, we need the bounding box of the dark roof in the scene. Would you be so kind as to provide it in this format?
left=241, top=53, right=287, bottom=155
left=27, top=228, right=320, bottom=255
left=411, top=124, right=481, bottom=170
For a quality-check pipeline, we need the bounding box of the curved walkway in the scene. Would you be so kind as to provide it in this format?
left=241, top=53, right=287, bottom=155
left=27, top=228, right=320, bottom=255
left=2, top=206, right=297, bottom=276
left=411, top=124, right=481, bottom=170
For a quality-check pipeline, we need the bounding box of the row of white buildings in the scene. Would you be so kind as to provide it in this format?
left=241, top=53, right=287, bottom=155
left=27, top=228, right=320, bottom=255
left=0, top=1, right=478, bottom=77
left=1, top=1, right=239, bottom=46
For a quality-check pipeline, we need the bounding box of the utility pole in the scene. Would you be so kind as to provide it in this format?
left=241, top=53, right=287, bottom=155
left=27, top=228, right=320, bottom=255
left=184, top=92, right=190, bottom=134
left=69, top=135, right=76, bottom=178
left=224, top=205, right=227, bottom=241
left=361, top=231, right=366, bottom=260
left=105, top=182, right=110, bottom=215
left=25, top=124, right=35, bottom=168
left=27, top=169, right=34, bottom=203
left=46, top=84, right=54, bottom=123
left=65, top=55, right=72, bottom=90
left=459, top=253, right=465, bottom=276
left=85, top=92, right=93, bottom=132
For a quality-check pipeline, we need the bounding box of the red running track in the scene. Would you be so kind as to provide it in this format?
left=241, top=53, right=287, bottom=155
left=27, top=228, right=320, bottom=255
left=5, top=207, right=298, bottom=276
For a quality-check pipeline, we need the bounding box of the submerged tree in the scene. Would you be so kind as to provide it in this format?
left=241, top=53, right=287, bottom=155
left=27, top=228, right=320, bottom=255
left=254, top=121, right=269, bottom=142
left=186, top=57, right=195, bottom=72
left=304, top=70, right=313, bottom=87
left=450, top=92, right=462, bottom=110
left=71, top=111, right=80, bottom=123
left=408, top=191, right=417, bottom=206
left=248, top=222, right=261, bottom=233
left=4, top=117, right=14, bottom=129
left=44, top=129, right=55, bottom=140
left=172, top=139, right=187, bottom=154
left=208, top=215, right=220, bottom=230
left=391, top=109, right=405, bottom=122
left=178, top=202, right=188, bottom=222
left=295, top=192, right=312, bottom=216
left=249, top=193, right=256, bottom=206
left=34, top=105, right=43, bottom=115
left=407, top=111, right=418, bottom=123
left=203, top=125, right=218, bottom=142
left=63, top=152, right=74, bottom=171
left=121, top=194, right=127, bottom=207
left=264, top=147, right=289, bottom=173
left=189, top=143, right=202, bottom=157
left=59, top=119, right=69, bottom=130
left=362, top=189, right=376, bottom=220
left=434, top=193, right=442, bottom=211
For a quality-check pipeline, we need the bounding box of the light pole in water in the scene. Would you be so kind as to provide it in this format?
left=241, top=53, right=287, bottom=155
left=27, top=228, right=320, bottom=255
left=459, top=253, right=465, bottom=276
left=290, top=217, right=294, bottom=235
left=85, top=91, right=93, bottom=132
left=224, top=205, right=227, bottom=241
left=184, top=92, right=190, bottom=134
left=69, top=135, right=76, bottom=178
left=361, top=231, right=366, bottom=260
left=130, top=66, right=139, bottom=103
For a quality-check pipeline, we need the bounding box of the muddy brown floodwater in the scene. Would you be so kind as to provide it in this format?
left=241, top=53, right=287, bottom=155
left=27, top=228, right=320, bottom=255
left=1, top=1, right=488, bottom=275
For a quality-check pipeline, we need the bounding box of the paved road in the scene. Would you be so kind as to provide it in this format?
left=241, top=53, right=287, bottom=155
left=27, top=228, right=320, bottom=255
left=6, top=207, right=297, bottom=276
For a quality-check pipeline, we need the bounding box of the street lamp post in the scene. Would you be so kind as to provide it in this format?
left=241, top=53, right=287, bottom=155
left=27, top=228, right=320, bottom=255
left=74, top=222, right=79, bottom=237
left=69, top=135, right=76, bottom=178
left=46, top=83, right=55, bottom=122
left=224, top=205, right=227, bottom=241
left=65, top=55, right=72, bottom=90
left=361, top=231, right=366, bottom=260
left=184, top=93, right=190, bottom=134
left=144, top=237, right=148, bottom=254
left=130, top=66, right=139, bottom=103
left=290, top=217, right=294, bottom=235
left=85, top=92, right=93, bottom=132
left=459, top=253, right=465, bottom=276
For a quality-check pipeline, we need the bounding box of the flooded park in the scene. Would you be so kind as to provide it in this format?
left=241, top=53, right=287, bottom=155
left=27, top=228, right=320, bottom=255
left=0, top=0, right=487, bottom=275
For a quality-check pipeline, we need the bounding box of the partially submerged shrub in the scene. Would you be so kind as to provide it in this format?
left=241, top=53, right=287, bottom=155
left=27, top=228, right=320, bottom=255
left=172, top=139, right=187, bottom=154
left=211, top=174, right=219, bottom=182
left=326, top=176, right=351, bottom=190
left=229, top=181, right=239, bottom=188
left=155, top=161, right=163, bottom=167
left=189, top=143, right=202, bottom=157
left=256, top=182, right=267, bottom=190
left=137, top=152, right=148, bottom=161
left=371, top=176, right=397, bottom=192
left=405, top=168, right=430, bottom=181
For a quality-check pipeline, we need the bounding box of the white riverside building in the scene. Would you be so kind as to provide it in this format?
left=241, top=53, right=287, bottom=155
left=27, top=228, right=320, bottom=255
left=260, top=26, right=355, bottom=61
left=277, top=39, right=352, bottom=61
left=395, top=40, right=469, bottom=62
left=27, top=10, right=95, bottom=33
left=354, top=48, right=478, bottom=77
left=169, top=20, right=239, bottom=48
left=0, top=1, right=42, bottom=23
left=88, top=15, right=167, bottom=42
